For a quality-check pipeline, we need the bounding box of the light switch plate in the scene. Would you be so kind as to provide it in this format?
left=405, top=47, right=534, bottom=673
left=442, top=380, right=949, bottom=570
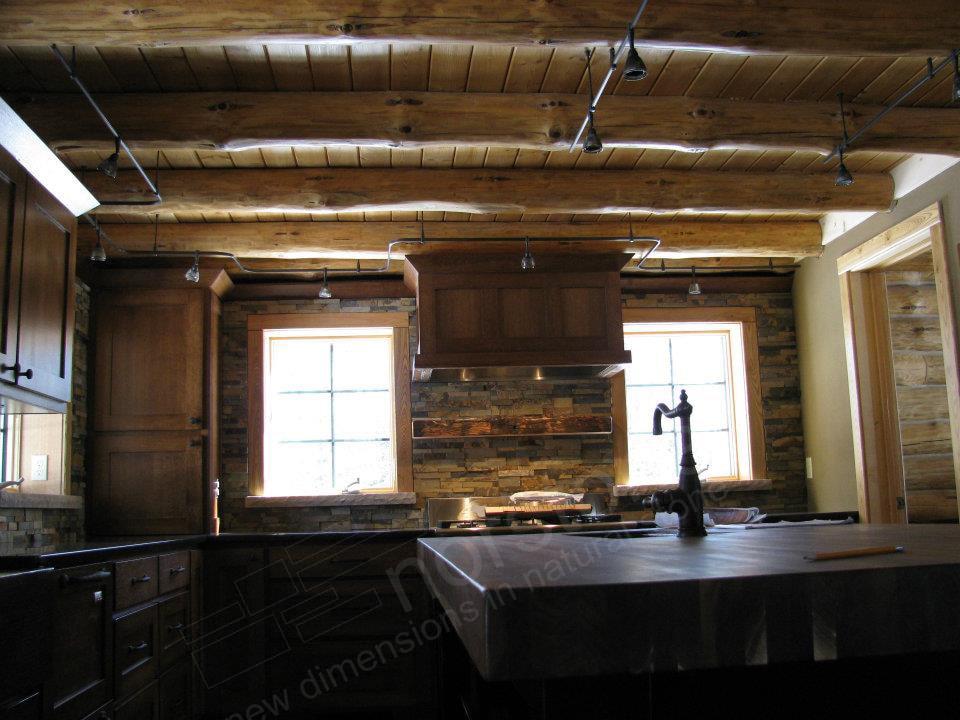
left=805, top=456, right=813, bottom=480
left=30, top=454, right=48, bottom=481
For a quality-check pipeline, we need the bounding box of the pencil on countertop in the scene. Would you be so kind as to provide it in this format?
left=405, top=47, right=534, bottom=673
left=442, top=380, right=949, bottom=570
left=804, top=545, right=905, bottom=561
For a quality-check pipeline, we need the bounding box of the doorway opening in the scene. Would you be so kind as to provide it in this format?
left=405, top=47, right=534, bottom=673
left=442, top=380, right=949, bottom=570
left=838, top=204, right=960, bottom=524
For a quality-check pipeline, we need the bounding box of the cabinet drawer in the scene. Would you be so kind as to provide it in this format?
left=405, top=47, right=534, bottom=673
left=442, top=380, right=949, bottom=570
left=270, top=540, right=420, bottom=580
left=114, top=605, right=157, bottom=701
left=158, top=552, right=190, bottom=595
left=116, top=557, right=159, bottom=610
left=115, top=681, right=157, bottom=720
left=158, top=664, right=190, bottom=720
left=158, top=592, right=190, bottom=671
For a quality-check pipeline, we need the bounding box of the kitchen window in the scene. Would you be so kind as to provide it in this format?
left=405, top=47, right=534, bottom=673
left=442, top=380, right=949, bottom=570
left=614, top=307, right=766, bottom=487
left=247, top=313, right=413, bottom=498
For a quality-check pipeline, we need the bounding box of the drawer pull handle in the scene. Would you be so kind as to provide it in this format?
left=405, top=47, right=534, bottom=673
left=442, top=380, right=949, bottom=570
left=167, top=623, right=185, bottom=632
left=131, top=574, right=152, bottom=584
left=1, top=363, right=33, bottom=380
left=169, top=565, right=187, bottom=575
left=127, top=640, right=149, bottom=653
left=60, top=569, right=112, bottom=587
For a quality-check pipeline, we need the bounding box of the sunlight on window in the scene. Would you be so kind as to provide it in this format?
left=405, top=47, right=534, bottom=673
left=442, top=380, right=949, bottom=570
left=623, top=321, right=751, bottom=486
left=263, top=327, right=396, bottom=495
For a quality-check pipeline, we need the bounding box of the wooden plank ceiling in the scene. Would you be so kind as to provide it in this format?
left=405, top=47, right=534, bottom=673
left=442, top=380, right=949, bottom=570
left=0, top=32, right=955, bottom=262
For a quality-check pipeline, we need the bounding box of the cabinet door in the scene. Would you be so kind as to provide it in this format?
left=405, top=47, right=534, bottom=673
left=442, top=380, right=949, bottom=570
left=90, top=432, right=203, bottom=535
left=0, top=147, right=25, bottom=384
left=47, top=563, right=114, bottom=720
left=17, top=180, right=76, bottom=401
left=94, top=289, right=203, bottom=432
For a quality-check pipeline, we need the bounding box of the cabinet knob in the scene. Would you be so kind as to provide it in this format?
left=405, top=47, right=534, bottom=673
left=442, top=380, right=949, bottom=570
left=1, top=363, right=33, bottom=379
left=189, top=416, right=202, bottom=425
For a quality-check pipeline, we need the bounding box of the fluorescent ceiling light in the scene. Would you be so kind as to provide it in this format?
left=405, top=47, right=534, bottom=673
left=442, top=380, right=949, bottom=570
left=0, top=97, right=98, bottom=216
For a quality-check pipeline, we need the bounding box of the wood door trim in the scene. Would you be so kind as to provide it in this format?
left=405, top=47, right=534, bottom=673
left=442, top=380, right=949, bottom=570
left=836, top=203, right=956, bottom=523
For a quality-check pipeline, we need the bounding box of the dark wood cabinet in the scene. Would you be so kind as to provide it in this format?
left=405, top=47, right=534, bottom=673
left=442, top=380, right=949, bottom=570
left=93, top=289, right=203, bottom=433
left=89, top=271, right=229, bottom=535
left=46, top=563, right=114, bottom=720
left=90, top=433, right=203, bottom=536
left=0, top=146, right=76, bottom=408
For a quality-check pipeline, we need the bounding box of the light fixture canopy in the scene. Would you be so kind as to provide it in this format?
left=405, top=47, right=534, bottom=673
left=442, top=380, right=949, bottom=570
left=520, top=238, right=536, bottom=271
left=185, top=251, right=200, bottom=283
left=688, top=267, right=701, bottom=296
left=623, top=27, right=647, bottom=81
left=97, top=137, right=121, bottom=180
left=318, top=268, right=333, bottom=298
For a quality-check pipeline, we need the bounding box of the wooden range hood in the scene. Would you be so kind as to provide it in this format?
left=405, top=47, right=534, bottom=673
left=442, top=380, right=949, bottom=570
left=403, top=252, right=632, bottom=382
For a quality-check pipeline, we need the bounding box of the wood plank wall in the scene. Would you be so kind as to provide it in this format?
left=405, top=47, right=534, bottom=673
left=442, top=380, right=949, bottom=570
left=885, top=256, right=958, bottom=523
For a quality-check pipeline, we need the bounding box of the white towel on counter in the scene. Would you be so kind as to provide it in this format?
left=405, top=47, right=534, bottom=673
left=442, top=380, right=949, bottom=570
left=509, top=491, right=584, bottom=505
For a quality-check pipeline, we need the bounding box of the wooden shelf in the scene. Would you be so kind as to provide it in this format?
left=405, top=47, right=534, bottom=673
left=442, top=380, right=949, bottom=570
left=412, top=414, right=612, bottom=439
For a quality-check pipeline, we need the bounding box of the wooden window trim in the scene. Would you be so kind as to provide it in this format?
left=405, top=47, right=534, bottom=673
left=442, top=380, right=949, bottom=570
left=247, top=312, right=413, bottom=496
left=613, top=306, right=766, bottom=487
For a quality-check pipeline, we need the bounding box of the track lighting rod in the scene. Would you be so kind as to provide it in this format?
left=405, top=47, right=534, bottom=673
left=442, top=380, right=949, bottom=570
left=634, top=261, right=797, bottom=275
left=86, top=217, right=661, bottom=277
left=50, top=44, right=163, bottom=205
left=826, top=50, right=959, bottom=162
left=569, top=0, right=651, bottom=152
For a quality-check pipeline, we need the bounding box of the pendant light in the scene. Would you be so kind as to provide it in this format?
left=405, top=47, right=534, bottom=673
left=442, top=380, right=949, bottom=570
left=89, top=227, right=107, bottom=262
left=184, top=251, right=200, bottom=283
left=97, top=137, right=121, bottom=179
left=520, top=238, right=536, bottom=271
left=582, top=51, right=603, bottom=154
left=687, top=267, right=701, bottom=296
left=318, top=268, right=333, bottom=298
left=834, top=93, right=854, bottom=187
left=623, top=27, right=647, bottom=81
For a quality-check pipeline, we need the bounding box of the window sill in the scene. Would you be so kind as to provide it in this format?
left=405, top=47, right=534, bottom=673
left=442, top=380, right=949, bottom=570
left=0, top=492, right=82, bottom=510
left=245, top=493, right=417, bottom=508
left=614, top=478, right=773, bottom=496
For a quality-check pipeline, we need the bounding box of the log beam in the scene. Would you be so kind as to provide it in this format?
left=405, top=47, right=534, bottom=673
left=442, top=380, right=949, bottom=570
left=0, top=1, right=957, bottom=55
left=79, top=221, right=822, bottom=259
left=12, top=92, right=959, bottom=157
left=83, top=168, right=893, bottom=216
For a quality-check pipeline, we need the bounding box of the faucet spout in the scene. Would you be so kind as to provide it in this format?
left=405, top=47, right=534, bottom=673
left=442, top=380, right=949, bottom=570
left=642, top=390, right=707, bottom=538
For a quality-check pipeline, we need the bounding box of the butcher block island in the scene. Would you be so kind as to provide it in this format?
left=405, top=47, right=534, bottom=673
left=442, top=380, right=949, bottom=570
left=418, top=524, right=960, bottom=717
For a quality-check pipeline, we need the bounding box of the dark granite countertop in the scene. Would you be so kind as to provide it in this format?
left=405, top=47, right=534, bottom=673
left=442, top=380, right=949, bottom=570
left=0, top=521, right=653, bottom=570
left=417, top=524, right=960, bottom=681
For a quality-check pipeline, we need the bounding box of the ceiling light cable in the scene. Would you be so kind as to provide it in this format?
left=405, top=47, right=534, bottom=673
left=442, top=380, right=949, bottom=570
left=826, top=50, right=959, bottom=165
left=834, top=93, right=855, bottom=187
left=569, top=0, right=652, bottom=151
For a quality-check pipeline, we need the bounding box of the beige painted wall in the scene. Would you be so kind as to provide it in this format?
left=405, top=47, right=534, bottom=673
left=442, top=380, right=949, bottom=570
left=795, top=160, right=960, bottom=512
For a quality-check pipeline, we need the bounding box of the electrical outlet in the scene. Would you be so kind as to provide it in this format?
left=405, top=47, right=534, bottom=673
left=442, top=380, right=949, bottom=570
left=805, top=456, right=814, bottom=480
left=30, top=454, right=48, bottom=481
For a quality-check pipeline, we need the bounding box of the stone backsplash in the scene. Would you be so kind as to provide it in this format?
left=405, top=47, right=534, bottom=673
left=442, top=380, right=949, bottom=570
left=0, top=280, right=89, bottom=551
left=218, top=283, right=805, bottom=532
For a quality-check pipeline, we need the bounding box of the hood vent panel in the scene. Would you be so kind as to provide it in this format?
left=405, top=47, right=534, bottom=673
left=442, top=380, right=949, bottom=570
left=404, top=252, right=632, bottom=382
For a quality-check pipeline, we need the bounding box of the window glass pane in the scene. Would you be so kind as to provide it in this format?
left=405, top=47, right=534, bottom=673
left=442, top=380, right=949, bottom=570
left=270, top=339, right=331, bottom=392
left=692, top=431, right=732, bottom=479
left=332, top=337, right=392, bottom=391
left=624, top=334, right=671, bottom=385
left=270, top=393, right=332, bottom=441
left=333, top=391, right=392, bottom=440
left=268, top=442, right=333, bottom=494
left=679, top=384, right=729, bottom=431
left=629, top=433, right=677, bottom=486
left=627, top=385, right=672, bottom=431
left=334, top=441, right=394, bottom=491
left=671, top=334, right=727, bottom=384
